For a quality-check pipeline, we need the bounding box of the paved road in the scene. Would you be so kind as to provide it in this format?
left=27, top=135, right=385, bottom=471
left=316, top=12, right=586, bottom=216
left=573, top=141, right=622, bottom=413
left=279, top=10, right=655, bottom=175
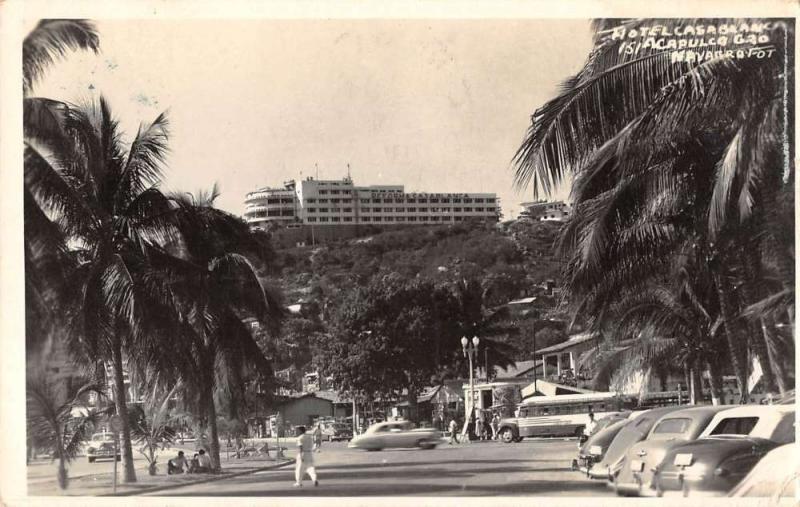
left=149, top=438, right=615, bottom=497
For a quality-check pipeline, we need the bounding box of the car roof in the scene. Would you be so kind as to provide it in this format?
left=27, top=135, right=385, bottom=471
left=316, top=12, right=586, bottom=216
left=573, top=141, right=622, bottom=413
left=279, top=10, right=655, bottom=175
left=699, top=404, right=795, bottom=439
left=659, top=405, right=733, bottom=419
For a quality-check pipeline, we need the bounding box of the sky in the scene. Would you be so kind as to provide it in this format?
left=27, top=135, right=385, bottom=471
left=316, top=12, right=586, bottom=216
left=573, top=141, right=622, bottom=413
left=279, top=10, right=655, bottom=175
left=31, top=19, right=593, bottom=219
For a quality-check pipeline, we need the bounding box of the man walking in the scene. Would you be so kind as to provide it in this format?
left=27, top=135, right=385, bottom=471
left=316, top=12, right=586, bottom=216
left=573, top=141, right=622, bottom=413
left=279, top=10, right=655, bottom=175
left=448, top=418, right=459, bottom=445
left=294, top=426, right=318, bottom=487
left=313, top=424, right=323, bottom=452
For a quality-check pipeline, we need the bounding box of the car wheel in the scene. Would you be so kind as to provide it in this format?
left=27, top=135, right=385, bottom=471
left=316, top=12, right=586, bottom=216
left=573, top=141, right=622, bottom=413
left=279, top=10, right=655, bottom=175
left=416, top=439, right=436, bottom=450
left=499, top=427, right=516, bottom=444
left=88, top=457, right=95, bottom=463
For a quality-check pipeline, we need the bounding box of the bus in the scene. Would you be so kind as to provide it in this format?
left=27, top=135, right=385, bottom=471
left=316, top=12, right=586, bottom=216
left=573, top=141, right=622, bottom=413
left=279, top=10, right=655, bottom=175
left=497, top=392, right=627, bottom=442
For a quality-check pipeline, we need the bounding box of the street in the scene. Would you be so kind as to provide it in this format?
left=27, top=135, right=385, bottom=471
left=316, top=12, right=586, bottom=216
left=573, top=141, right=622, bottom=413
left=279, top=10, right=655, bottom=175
left=149, top=438, right=615, bottom=497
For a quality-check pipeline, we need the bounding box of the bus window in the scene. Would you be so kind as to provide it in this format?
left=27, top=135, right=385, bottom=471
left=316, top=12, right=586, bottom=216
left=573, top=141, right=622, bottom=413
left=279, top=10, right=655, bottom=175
left=542, top=408, right=550, bottom=416
left=598, top=404, right=605, bottom=410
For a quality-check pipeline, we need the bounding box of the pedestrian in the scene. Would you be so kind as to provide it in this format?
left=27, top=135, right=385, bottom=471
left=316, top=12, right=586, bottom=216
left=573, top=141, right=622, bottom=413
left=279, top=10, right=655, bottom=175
left=313, top=423, right=323, bottom=452
left=475, top=410, right=484, bottom=441
left=491, top=412, right=500, bottom=440
left=167, top=451, right=189, bottom=475
left=448, top=418, right=459, bottom=445
left=580, top=412, right=597, bottom=449
left=293, top=426, right=318, bottom=487
left=195, top=449, right=213, bottom=472
left=584, top=412, right=597, bottom=436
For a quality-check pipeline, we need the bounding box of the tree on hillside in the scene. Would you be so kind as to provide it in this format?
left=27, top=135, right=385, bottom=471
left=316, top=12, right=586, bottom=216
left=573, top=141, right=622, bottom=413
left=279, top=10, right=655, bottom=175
left=315, top=273, right=460, bottom=422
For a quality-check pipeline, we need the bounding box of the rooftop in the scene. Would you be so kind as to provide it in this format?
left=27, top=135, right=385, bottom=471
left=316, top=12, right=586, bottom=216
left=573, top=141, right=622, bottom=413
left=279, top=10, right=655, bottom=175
left=537, top=333, right=598, bottom=354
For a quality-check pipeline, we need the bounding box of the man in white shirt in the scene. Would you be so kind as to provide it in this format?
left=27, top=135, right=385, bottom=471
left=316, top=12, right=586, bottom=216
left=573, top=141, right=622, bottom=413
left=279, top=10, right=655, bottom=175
left=584, top=412, right=597, bottom=436
left=196, top=449, right=213, bottom=472
left=448, top=418, right=459, bottom=444
left=294, top=426, right=318, bottom=487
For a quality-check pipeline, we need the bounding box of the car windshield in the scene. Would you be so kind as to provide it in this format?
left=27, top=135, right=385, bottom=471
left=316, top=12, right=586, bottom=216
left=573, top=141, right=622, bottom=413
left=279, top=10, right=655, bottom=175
left=652, top=418, right=691, bottom=435
left=709, top=417, right=758, bottom=435
left=92, top=433, right=113, bottom=442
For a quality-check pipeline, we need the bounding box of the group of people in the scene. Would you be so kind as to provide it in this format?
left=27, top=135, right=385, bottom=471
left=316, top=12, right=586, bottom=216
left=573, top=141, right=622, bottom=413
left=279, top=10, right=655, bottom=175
left=167, top=449, right=213, bottom=475
left=447, top=410, right=502, bottom=444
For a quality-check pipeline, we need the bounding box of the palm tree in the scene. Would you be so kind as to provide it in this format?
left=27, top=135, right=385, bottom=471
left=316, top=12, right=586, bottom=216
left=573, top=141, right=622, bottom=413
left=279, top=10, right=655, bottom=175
left=23, top=19, right=98, bottom=353
left=512, top=19, right=794, bottom=399
left=24, top=96, right=182, bottom=483
left=23, top=19, right=99, bottom=96
left=26, top=373, right=104, bottom=489
left=445, top=278, right=518, bottom=380
left=130, top=383, right=186, bottom=475
left=148, top=186, right=283, bottom=470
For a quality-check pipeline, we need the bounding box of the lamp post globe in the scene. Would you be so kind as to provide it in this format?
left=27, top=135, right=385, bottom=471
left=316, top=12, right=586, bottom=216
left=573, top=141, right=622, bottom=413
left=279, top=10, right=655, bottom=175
left=472, top=336, right=480, bottom=347
left=461, top=336, right=468, bottom=348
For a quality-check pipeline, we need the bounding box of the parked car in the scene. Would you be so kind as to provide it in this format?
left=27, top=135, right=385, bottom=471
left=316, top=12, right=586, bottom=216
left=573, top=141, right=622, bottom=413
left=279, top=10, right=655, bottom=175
left=319, top=421, right=353, bottom=442
left=653, top=405, right=796, bottom=497
left=86, top=432, right=120, bottom=463
left=728, top=443, right=797, bottom=498
left=348, top=420, right=442, bottom=451
left=573, top=412, right=639, bottom=475
left=614, top=405, right=732, bottom=496
left=587, top=405, right=688, bottom=481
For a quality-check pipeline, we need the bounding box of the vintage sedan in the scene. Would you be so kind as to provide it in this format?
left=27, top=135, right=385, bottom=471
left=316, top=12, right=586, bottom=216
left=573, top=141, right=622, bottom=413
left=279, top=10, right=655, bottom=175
left=348, top=420, right=442, bottom=451
left=319, top=421, right=353, bottom=442
left=572, top=413, right=637, bottom=475
left=728, top=443, right=797, bottom=498
left=86, top=432, right=120, bottom=463
left=653, top=405, right=796, bottom=497
left=615, top=405, right=732, bottom=496
left=587, top=405, right=688, bottom=481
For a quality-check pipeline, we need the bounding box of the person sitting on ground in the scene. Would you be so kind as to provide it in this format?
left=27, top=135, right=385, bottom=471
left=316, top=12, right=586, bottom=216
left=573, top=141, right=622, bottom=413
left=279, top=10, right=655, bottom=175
left=188, top=453, right=200, bottom=473
left=167, top=451, right=189, bottom=475
left=195, top=449, right=213, bottom=473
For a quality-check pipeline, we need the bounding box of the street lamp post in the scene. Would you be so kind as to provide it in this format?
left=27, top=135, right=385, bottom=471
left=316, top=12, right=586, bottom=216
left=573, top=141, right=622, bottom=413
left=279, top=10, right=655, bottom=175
left=461, top=335, right=480, bottom=440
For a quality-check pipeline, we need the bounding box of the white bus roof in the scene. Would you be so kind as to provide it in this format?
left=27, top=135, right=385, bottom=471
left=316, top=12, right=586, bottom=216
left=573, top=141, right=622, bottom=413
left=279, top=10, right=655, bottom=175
left=519, top=392, right=618, bottom=406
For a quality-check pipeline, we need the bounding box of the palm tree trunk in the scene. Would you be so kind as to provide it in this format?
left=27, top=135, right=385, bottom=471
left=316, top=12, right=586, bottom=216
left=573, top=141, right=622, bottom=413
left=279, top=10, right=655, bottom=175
left=738, top=253, right=779, bottom=394
left=207, top=396, right=221, bottom=471
left=407, top=385, right=419, bottom=424
left=713, top=272, right=749, bottom=402
left=762, top=321, right=789, bottom=394
left=56, top=433, right=68, bottom=489
left=112, top=337, right=137, bottom=483
left=682, top=363, right=692, bottom=404
left=692, top=363, right=704, bottom=403
left=706, top=360, right=723, bottom=405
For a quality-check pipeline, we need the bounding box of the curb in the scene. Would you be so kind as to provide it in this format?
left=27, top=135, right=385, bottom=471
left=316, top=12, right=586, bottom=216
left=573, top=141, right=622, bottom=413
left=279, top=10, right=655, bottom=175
left=103, top=458, right=296, bottom=497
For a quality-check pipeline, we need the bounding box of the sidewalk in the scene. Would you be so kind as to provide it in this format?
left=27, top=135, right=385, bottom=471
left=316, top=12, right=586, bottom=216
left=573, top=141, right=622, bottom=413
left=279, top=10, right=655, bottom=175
left=28, top=448, right=297, bottom=497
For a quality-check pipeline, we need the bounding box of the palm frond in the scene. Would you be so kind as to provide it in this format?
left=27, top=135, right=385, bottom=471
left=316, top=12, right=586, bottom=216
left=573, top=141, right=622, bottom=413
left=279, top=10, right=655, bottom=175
left=115, top=112, right=170, bottom=211
left=23, top=19, right=99, bottom=95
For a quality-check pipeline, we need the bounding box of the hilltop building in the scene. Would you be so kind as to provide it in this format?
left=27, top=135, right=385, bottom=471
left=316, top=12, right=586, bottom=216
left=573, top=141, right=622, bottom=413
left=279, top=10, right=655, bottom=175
left=244, top=176, right=501, bottom=232
left=519, top=200, right=571, bottom=222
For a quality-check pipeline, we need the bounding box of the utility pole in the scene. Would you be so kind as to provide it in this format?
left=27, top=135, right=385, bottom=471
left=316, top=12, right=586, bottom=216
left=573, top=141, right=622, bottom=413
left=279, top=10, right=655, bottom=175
left=532, top=320, right=537, bottom=393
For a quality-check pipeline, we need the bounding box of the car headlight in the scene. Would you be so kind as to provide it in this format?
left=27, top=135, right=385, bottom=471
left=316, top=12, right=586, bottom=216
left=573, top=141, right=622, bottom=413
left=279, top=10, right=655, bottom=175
left=589, top=445, right=602, bottom=456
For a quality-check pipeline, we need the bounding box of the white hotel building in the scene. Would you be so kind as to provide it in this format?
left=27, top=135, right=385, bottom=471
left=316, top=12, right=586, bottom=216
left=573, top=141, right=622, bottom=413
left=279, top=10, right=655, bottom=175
left=244, top=176, right=500, bottom=229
